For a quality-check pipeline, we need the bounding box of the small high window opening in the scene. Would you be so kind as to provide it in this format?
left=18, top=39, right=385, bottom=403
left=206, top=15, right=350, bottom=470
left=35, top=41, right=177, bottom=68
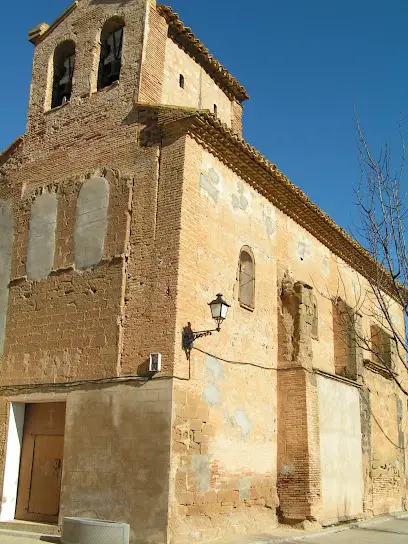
left=52, top=40, right=75, bottom=109
left=98, top=18, right=125, bottom=91
left=179, top=74, right=185, bottom=89
left=238, top=247, right=255, bottom=309
left=214, top=104, right=218, bottom=116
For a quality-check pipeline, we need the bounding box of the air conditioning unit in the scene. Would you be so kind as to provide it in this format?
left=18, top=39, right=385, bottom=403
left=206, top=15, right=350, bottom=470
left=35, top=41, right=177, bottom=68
left=62, top=517, right=130, bottom=544
left=149, top=352, right=162, bottom=373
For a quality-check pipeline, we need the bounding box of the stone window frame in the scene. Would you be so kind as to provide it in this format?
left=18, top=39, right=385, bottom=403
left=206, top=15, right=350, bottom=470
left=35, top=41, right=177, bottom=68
left=96, top=16, right=125, bottom=92
left=238, top=245, right=255, bottom=311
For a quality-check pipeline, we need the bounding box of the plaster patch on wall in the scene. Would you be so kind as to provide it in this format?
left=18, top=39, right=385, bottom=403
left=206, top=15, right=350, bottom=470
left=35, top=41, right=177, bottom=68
left=231, top=181, right=249, bottom=211
left=200, top=169, right=220, bottom=205
left=205, top=354, right=224, bottom=381
left=234, top=409, right=253, bottom=437
left=391, top=313, right=402, bottom=327
left=297, top=239, right=312, bottom=261
left=74, top=177, right=109, bottom=270
left=280, top=464, right=293, bottom=476
left=264, top=215, right=277, bottom=238
left=192, top=454, right=211, bottom=492
left=26, top=191, right=58, bottom=281
left=322, top=254, right=330, bottom=277
left=224, top=411, right=234, bottom=425
left=0, top=200, right=14, bottom=357
left=203, top=383, right=221, bottom=406
left=237, top=476, right=251, bottom=500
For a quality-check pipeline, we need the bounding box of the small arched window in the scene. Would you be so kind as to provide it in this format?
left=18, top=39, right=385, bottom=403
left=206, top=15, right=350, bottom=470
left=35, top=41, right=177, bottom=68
left=179, top=74, right=185, bottom=89
left=238, top=247, right=255, bottom=309
left=52, top=40, right=75, bottom=109
left=214, top=104, right=218, bottom=117
left=98, top=18, right=125, bottom=91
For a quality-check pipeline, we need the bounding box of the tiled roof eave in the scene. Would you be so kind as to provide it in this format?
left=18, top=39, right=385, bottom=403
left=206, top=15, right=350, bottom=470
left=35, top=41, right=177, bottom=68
left=178, top=112, right=403, bottom=304
left=157, top=5, right=249, bottom=102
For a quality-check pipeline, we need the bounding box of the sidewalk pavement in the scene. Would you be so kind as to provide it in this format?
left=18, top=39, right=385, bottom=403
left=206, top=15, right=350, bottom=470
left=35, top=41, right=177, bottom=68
left=0, top=531, right=59, bottom=543
left=207, top=512, right=408, bottom=544
left=0, top=513, right=407, bottom=544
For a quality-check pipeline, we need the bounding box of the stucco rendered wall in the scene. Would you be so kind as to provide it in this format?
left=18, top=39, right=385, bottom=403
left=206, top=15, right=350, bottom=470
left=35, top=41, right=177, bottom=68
left=317, top=375, right=364, bottom=523
left=61, top=380, right=172, bottom=544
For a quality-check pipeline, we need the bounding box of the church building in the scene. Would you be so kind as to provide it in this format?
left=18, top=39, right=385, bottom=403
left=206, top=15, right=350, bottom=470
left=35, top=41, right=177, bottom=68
left=0, top=1, right=406, bottom=543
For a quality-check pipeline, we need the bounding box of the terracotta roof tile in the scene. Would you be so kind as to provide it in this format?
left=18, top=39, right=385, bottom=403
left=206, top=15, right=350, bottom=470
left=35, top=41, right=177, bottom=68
left=157, top=5, right=249, bottom=102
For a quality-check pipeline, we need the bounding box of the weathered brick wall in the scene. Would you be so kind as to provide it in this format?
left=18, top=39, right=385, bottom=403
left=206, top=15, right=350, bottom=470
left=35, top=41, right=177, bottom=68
left=26, top=0, right=149, bottom=131
left=138, top=5, right=243, bottom=135
left=120, top=132, right=186, bottom=376
left=167, top=134, right=407, bottom=542
left=231, top=101, right=243, bottom=137
left=138, top=3, right=168, bottom=104
left=0, top=0, right=164, bottom=386
left=169, top=137, right=279, bottom=543
left=363, top=371, right=406, bottom=515
left=277, top=278, right=322, bottom=522
left=161, top=38, right=233, bottom=127
left=0, top=168, right=130, bottom=385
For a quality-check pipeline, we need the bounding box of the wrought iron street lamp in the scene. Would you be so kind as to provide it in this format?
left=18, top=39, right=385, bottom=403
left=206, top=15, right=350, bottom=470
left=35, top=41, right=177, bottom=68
left=182, top=294, right=230, bottom=350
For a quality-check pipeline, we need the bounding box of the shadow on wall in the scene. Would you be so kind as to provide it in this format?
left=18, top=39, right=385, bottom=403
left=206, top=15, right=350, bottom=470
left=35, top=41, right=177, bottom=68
left=39, top=537, right=60, bottom=543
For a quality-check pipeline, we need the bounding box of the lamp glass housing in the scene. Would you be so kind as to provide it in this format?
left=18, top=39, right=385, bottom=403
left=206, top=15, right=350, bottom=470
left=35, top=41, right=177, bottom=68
left=209, top=294, right=230, bottom=327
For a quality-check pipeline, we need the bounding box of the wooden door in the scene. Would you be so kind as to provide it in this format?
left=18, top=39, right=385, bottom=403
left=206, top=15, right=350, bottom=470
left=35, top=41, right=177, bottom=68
left=16, top=403, right=66, bottom=523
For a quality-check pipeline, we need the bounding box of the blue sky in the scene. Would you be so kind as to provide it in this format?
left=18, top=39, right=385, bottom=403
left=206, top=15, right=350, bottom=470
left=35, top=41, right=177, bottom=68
left=0, top=0, right=406, bottom=235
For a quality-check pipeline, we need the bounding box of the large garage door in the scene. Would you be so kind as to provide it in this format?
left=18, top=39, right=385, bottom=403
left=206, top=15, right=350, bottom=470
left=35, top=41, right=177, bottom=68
left=317, top=375, right=364, bottom=523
